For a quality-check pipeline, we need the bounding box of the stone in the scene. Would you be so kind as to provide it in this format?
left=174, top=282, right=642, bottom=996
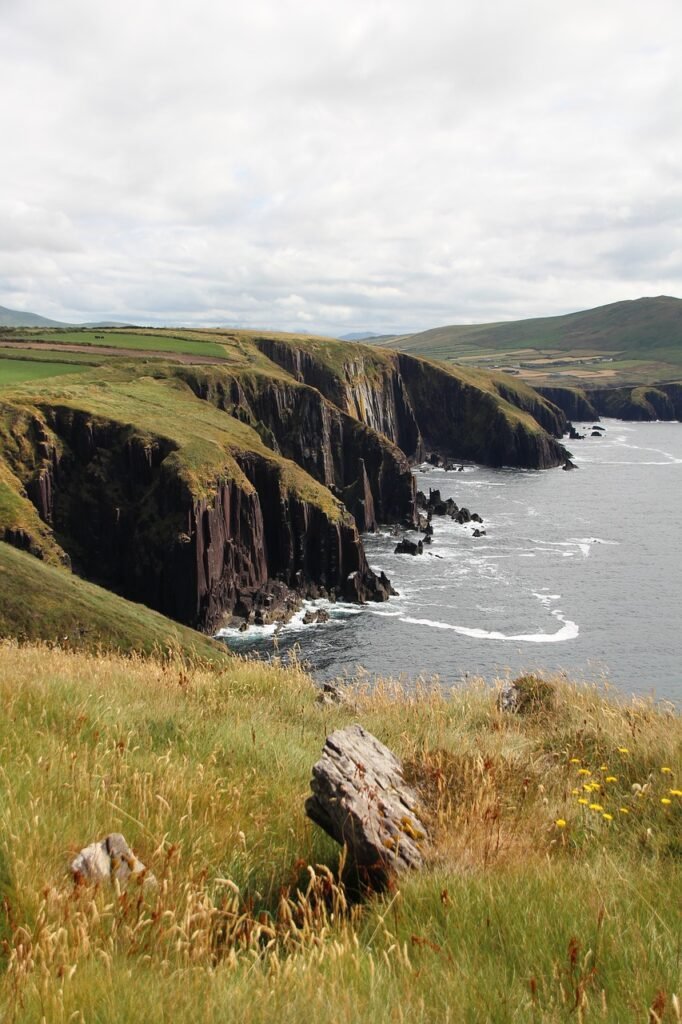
left=315, top=681, right=351, bottom=705
left=394, top=538, right=423, bottom=555
left=71, top=833, right=155, bottom=888
left=306, top=725, right=428, bottom=888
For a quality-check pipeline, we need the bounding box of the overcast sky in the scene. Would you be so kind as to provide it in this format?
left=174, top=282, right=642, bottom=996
left=1, top=0, right=681, bottom=334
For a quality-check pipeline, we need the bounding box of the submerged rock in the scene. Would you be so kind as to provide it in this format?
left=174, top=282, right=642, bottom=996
left=394, top=538, right=423, bottom=556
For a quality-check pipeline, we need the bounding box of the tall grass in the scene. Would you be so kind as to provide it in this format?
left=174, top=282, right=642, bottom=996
left=0, top=642, right=679, bottom=1022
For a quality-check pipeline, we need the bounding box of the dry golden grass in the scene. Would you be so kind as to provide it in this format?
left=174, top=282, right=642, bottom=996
left=0, top=643, right=680, bottom=1023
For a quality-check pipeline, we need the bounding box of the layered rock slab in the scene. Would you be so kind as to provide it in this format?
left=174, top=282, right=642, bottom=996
left=306, top=724, right=428, bottom=889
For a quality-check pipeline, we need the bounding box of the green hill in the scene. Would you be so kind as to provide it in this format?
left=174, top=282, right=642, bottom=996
left=381, top=296, right=682, bottom=386
left=0, top=542, right=229, bottom=661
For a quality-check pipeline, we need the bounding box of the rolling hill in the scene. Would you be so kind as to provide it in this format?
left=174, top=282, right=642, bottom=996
left=380, top=296, right=682, bottom=386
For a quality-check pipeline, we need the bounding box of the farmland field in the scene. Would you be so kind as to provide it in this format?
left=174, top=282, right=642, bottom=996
left=32, top=330, right=228, bottom=358
left=0, top=357, right=88, bottom=387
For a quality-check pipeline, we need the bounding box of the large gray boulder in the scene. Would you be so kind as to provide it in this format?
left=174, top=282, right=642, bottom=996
left=305, top=725, right=428, bottom=888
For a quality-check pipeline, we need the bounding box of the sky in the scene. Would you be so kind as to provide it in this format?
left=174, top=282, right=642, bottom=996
left=1, top=0, right=681, bottom=335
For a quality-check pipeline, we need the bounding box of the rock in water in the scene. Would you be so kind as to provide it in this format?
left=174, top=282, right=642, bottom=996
left=305, top=725, right=428, bottom=888
left=71, top=833, right=154, bottom=887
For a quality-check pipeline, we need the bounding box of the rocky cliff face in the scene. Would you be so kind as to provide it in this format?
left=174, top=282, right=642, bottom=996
left=254, top=339, right=569, bottom=469
left=2, top=400, right=389, bottom=632
left=176, top=368, right=417, bottom=530
left=535, top=386, right=599, bottom=422
left=536, top=382, right=682, bottom=422
left=588, top=383, right=682, bottom=421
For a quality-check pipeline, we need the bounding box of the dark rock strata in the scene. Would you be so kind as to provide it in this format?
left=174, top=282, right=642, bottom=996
left=254, top=340, right=569, bottom=470
left=5, top=404, right=390, bottom=633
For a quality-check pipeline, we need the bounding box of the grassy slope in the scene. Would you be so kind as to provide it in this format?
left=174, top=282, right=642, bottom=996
left=0, top=356, right=90, bottom=386
left=0, top=543, right=229, bottom=662
left=382, top=296, right=682, bottom=386
left=0, top=645, right=679, bottom=1022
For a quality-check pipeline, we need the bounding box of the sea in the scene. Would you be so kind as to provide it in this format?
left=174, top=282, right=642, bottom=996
left=215, top=420, right=682, bottom=703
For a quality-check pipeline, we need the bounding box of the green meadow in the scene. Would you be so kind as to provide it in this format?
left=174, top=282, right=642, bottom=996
left=0, top=356, right=88, bottom=387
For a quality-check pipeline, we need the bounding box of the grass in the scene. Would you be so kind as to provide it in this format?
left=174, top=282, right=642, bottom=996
left=0, top=646, right=679, bottom=1023
left=27, top=330, right=229, bottom=359
left=0, top=542, right=230, bottom=663
left=0, top=357, right=88, bottom=387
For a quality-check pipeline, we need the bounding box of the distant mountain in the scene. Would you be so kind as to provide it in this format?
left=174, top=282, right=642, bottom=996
left=338, top=331, right=395, bottom=342
left=0, top=305, right=69, bottom=328
left=382, top=296, right=682, bottom=360
left=0, top=305, right=131, bottom=329
left=377, top=296, right=682, bottom=386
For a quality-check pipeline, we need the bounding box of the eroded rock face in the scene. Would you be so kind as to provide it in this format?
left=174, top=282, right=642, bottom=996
left=305, top=724, right=428, bottom=889
left=71, top=833, right=154, bottom=887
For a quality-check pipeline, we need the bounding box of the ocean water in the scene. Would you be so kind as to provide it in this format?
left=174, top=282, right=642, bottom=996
left=216, top=420, right=682, bottom=702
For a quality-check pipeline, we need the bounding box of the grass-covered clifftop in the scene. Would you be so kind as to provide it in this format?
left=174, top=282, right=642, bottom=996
left=0, top=643, right=679, bottom=1022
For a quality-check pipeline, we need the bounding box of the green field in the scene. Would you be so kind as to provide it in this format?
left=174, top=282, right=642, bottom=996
left=33, top=329, right=229, bottom=358
left=0, top=356, right=88, bottom=386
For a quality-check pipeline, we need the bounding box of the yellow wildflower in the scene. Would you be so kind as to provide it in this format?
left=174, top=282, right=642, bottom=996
left=578, top=768, right=591, bottom=776
left=670, top=789, right=682, bottom=797
left=661, top=767, right=673, bottom=774
left=602, top=813, right=613, bottom=821
left=599, top=764, right=608, bottom=771
left=617, top=747, right=629, bottom=754
left=578, top=798, right=588, bottom=805
left=569, top=758, right=581, bottom=764
left=661, top=798, right=672, bottom=805
left=619, top=807, right=630, bottom=814
left=589, top=803, right=604, bottom=812
left=555, top=819, right=567, bottom=828
left=605, top=776, right=618, bottom=783
left=571, top=788, right=580, bottom=796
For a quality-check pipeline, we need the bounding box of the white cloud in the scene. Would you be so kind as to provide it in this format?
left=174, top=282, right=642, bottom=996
left=0, top=0, right=681, bottom=332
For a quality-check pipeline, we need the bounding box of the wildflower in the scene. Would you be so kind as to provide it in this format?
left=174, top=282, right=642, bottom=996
left=617, top=747, right=629, bottom=754
left=578, top=768, right=591, bottom=776
left=619, top=807, right=629, bottom=814
left=555, top=819, right=567, bottom=828
left=661, top=798, right=672, bottom=805
left=605, top=776, right=618, bottom=783
left=602, top=813, right=613, bottom=821
left=589, top=803, right=604, bottom=812
left=571, top=788, right=580, bottom=795
left=661, top=767, right=673, bottom=774
left=583, top=784, right=593, bottom=792
left=670, top=789, right=682, bottom=797
left=569, top=758, right=581, bottom=764
left=578, top=798, right=588, bottom=805
left=599, top=764, right=608, bottom=771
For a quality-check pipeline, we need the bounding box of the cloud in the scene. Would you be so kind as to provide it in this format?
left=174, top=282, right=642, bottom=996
left=1, top=0, right=681, bottom=332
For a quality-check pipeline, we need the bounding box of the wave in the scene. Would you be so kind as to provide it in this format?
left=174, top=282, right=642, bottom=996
left=397, top=608, right=579, bottom=644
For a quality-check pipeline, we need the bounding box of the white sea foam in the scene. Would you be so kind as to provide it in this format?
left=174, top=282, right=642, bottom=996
left=398, top=608, right=579, bottom=644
